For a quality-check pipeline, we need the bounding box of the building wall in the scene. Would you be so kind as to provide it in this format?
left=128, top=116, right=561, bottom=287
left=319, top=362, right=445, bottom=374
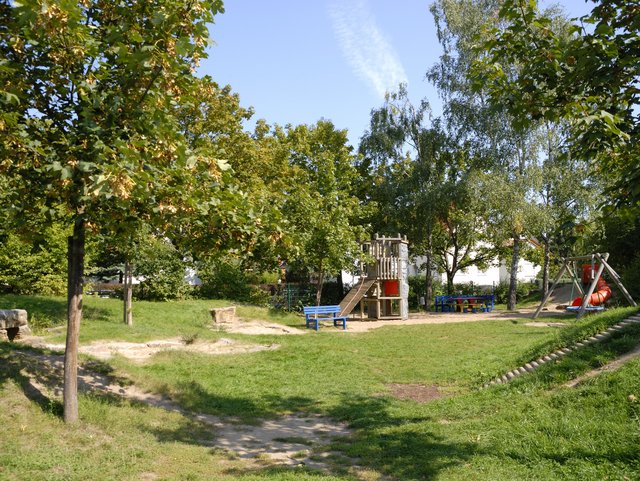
left=408, top=255, right=540, bottom=287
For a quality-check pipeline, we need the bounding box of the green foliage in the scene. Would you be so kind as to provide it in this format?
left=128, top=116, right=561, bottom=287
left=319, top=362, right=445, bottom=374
left=621, top=256, right=640, bottom=301
left=197, top=259, right=252, bottom=301
left=407, top=275, right=444, bottom=309
left=134, top=237, right=191, bottom=301
left=196, top=259, right=272, bottom=306
left=493, top=280, right=537, bottom=304
left=0, top=224, right=69, bottom=296
left=475, top=0, right=640, bottom=212
left=277, top=121, right=367, bottom=301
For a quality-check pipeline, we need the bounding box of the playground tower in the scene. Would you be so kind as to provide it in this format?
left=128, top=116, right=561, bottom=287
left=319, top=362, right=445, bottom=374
left=339, top=234, right=409, bottom=320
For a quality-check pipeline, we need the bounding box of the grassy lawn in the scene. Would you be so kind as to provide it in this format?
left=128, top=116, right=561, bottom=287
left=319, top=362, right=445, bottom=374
left=1, top=294, right=639, bottom=480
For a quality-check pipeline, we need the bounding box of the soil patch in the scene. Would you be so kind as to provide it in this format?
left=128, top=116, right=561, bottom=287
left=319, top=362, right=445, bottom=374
left=41, top=337, right=279, bottom=362
left=524, top=322, right=567, bottom=328
left=386, top=383, right=443, bottom=403
left=216, top=319, right=306, bottom=336
left=340, top=307, right=567, bottom=333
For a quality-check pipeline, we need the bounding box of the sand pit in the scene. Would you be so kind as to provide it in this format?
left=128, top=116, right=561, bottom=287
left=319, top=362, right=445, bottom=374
left=215, top=319, right=306, bottom=336
left=42, top=337, right=279, bottom=362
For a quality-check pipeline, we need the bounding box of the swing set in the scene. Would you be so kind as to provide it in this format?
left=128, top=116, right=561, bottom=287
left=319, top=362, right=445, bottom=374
left=533, top=252, right=637, bottom=320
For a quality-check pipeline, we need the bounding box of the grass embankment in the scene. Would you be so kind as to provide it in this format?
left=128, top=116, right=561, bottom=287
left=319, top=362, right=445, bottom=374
left=1, top=294, right=639, bottom=481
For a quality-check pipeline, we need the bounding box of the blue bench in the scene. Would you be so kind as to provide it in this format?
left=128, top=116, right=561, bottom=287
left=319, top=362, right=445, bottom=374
left=303, top=305, right=348, bottom=331
left=434, top=295, right=495, bottom=313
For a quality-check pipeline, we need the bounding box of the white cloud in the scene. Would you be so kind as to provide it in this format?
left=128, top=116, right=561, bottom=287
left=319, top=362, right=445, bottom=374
left=328, top=0, right=408, bottom=99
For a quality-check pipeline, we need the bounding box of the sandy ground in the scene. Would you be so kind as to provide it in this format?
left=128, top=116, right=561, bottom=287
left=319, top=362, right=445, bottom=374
left=39, top=337, right=280, bottom=362
left=313, top=304, right=568, bottom=333
left=8, top=348, right=354, bottom=470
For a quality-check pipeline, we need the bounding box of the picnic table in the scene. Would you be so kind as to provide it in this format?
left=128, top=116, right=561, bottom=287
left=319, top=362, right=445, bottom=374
left=434, top=295, right=495, bottom=313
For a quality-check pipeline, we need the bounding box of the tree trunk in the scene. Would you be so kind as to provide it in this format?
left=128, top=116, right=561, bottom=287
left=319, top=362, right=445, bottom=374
left=64, top=218, right=84, bottom=423
left=507, top=236, right=520, bottom=311
left=446, top=271, right=455, bottom=295
left=424, top=250, right=433, bottom=312
left=315, top=268, right=324, bottom=306
left=542, top=237, right=550, bottom=298
left=336, top=271, right=344, bottom=298
left=123, top=260, right=133, bottom=326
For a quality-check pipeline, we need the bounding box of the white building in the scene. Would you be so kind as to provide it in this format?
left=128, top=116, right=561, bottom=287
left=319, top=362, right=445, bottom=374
left=408, top=246, right=540, bottom=287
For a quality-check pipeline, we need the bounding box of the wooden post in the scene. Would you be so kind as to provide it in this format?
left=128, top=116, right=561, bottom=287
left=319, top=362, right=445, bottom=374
left=533, top=260, right=569, bottom=319
left=576, top=256, right=607, bottom=319
left=596, top=253, right=637, bottom=307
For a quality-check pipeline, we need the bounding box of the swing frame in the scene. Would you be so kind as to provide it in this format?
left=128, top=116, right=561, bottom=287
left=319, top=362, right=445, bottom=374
left=532, top=253, right=637, bottom=320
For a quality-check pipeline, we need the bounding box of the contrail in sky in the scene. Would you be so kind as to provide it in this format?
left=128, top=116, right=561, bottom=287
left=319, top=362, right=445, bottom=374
left=328, top=0, right=407, bottom=99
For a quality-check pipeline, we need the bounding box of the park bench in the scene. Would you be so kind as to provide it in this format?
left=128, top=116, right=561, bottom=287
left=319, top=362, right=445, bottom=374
left=303, top=305, right=348, bottom=331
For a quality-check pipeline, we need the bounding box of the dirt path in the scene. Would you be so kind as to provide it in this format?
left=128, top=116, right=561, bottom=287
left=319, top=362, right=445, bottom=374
left=330, top=306, right=567, bottom=333
left=564, top=343, right=640, bottom=388
left=40, top=337, right=280, bottom=362
left=8, top=347, right=354, bottom=471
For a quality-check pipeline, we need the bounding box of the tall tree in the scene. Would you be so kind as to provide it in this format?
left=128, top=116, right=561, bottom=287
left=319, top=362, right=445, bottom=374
left=359, top=85, right=495, bottom=303
left=475, top=0, right=640, bottom=213
left=280, top=120, right=366, bottom=305
left=0, top=0, right=226, bottom=422
left=429, top=0, right=544, bottom=309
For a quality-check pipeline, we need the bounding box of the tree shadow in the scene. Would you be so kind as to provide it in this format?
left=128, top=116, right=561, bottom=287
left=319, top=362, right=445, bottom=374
left=141, top=385, right=479, bottom=480
left=0, top=342, right=64, bottom=416
left=0, top=342, right=134, bottom=418
left=327, top=394, right=478, bottom=480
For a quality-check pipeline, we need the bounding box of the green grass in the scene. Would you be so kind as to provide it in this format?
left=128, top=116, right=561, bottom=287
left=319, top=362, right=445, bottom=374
left=1, top=294, right=639, bottom=480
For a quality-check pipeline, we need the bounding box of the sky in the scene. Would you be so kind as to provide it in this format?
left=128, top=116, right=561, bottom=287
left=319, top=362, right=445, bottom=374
left=199, top=0, right=595, bottom=148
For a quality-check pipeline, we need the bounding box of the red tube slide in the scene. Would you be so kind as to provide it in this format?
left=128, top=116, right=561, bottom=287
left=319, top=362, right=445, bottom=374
left=571, top=278, right=612, bottom=307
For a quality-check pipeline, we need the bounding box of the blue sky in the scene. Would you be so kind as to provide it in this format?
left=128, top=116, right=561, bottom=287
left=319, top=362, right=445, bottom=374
left=200, top=0, right=595, bottom=148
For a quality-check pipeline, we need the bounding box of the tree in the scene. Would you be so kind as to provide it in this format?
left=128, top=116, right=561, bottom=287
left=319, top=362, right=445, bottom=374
left=0, top=0, right=226, bottom=422
left=476, top=0, right=640, bottom=213
left=279, top=120, right=366, bottom=305
left=429, top=0, right=545, bottom=309
left=359, top=85, right=496, bottom=303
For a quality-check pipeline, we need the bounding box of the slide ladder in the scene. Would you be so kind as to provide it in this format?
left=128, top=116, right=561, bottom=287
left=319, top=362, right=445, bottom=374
left=339, top=278, right=376, bottom=317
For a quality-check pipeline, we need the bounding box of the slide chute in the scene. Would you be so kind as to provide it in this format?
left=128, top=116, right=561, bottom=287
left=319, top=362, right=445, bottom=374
left=571, top=277, right=612, bottom=307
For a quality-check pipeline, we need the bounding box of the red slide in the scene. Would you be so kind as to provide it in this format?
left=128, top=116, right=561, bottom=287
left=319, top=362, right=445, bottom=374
left=571, top=277, right=612, bottom=307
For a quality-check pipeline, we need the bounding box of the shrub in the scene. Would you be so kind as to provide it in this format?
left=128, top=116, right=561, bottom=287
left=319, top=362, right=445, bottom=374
left=408, top=275, right=444, bottom=309
left=621, top=255, right=640, bottom=301
left=134, top=237, right=191, bottom=301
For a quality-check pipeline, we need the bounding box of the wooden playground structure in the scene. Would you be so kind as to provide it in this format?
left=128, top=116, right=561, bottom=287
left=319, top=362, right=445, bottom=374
left=533, top=252, right=636, bottom=320
left=339, top=234, right=409, bottom=321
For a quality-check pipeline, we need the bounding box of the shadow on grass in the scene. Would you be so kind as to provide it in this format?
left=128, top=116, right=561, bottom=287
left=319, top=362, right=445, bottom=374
left=0, top=293, right=116, bottom=331
left=328, top=394, right=477, bottom=480
left=168, top=379, right=319, bottom=420
left=516, top=307, right=640, bottom=368
left=0, top=342, right=135, bottom=419
left=142, top=385, right=478, bottom=480
left=0, top=342, right=64, bottom=416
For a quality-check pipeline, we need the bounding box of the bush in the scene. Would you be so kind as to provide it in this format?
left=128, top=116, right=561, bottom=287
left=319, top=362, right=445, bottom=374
left=621, top=255, right=640, bottom=301
left=197, top=260, right=252, bottom=301
left=493, top=281, right=537, bottom=304
left=0, top=225, right=68, bottom=296
left=134, top=238, right=191, bottom=301
left=407, top=275, right=444, bottom=310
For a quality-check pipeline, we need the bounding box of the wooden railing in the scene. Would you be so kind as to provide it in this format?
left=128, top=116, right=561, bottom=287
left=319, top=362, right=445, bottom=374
left=375, top=257, right=400, bottom=280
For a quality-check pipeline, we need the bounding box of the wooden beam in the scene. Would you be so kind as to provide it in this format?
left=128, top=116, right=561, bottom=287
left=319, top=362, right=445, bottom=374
left=596, top=253, right=637, bottom=307
left=576, top=257, right=607, bottom=320
left=533, top=260, right=569, bottom=319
